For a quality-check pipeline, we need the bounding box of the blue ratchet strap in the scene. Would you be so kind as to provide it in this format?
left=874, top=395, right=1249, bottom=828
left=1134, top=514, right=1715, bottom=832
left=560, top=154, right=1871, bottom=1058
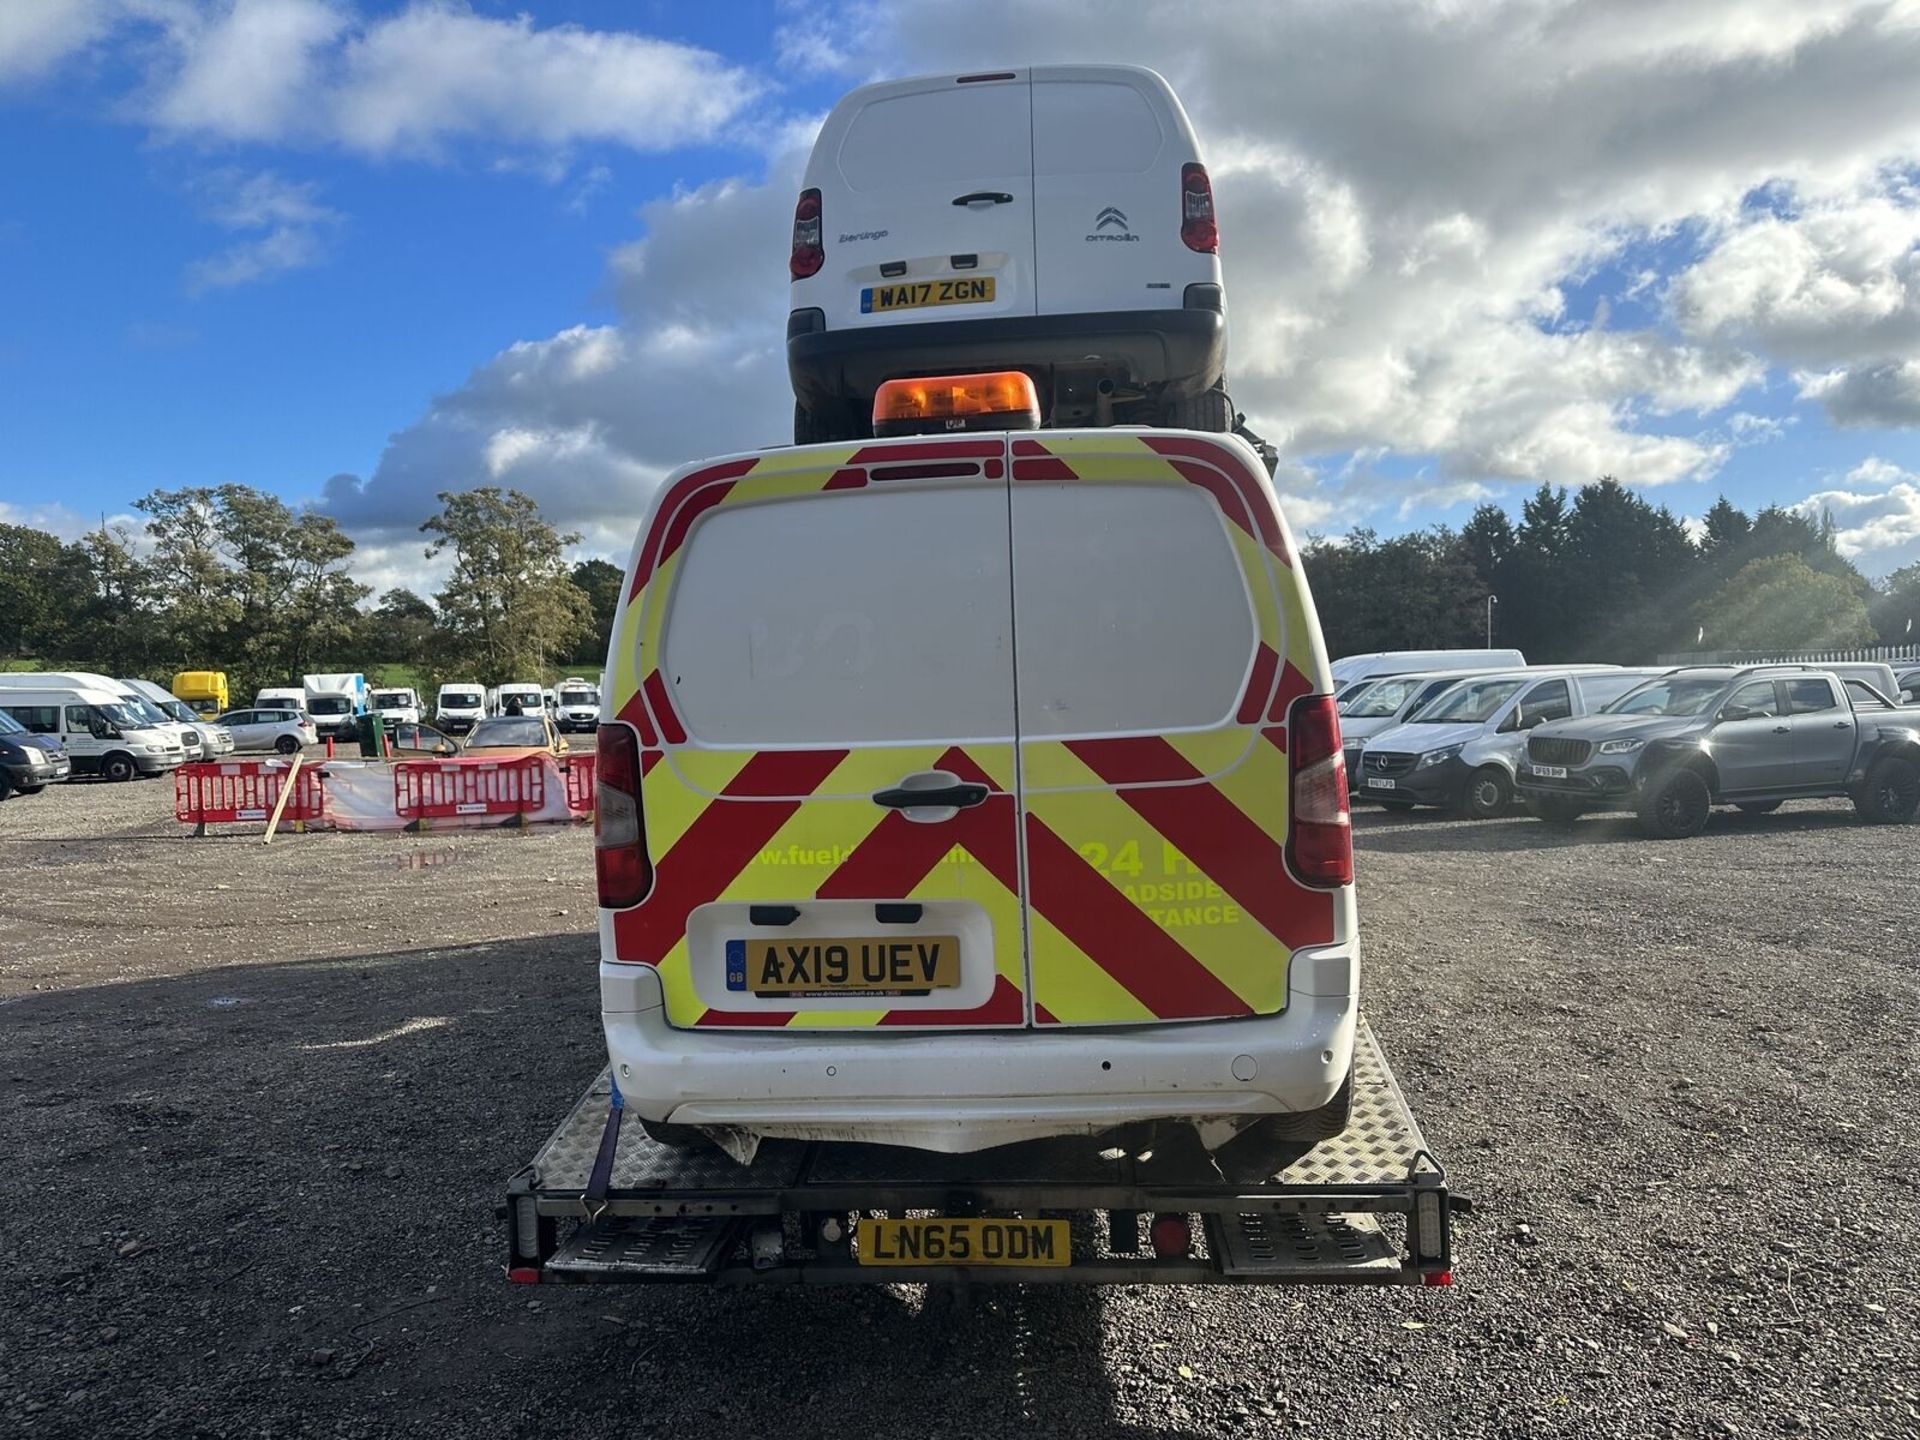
left=582, top=1078, right=624, bottom=1222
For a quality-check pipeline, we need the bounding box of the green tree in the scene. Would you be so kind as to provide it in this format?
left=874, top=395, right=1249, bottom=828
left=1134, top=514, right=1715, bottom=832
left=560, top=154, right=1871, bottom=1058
left=568, top=557, right=623, bottom=666
left=0, top=523, right=79, bottom=661
left=421, top=487, right=591, bottom=683
left=1870, top=562, right=1920, bottom=646
left=73, top=522, right=162, bottom=677
left=1694, top=555, right=1878, bottom=651
left=360, top=588, right=437, bottom=677
left=1300, top=527, right=1487, bottom=657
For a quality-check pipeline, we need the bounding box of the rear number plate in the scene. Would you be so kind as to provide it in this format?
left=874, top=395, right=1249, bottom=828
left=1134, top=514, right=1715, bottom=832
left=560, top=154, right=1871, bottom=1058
left=857, top=1217, right=1069, bottom=1267
left=861, top=277, right=995, bottom=313
left=1366, top=777, right=1396, bottom=790
left=1530, top=765, right=1568, bottom=779
left=726, top=936, right=961, bottom=997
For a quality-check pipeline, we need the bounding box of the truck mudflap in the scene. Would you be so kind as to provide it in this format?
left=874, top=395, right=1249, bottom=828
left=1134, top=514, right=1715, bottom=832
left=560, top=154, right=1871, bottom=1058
left=503, top=1018, right=1463, bottom=1288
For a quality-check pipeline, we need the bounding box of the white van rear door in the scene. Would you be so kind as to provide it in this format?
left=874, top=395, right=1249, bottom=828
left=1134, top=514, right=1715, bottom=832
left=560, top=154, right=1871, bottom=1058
left=1030, top=67, right=1212, bottom=317
left=826, top=72, right=1037, bottom=330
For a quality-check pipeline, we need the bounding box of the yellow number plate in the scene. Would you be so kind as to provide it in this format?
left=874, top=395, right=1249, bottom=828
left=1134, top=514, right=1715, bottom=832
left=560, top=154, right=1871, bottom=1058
left=861, top=277, right=995, bottom=313
left=856, top=1217, right=1070, bottom=1267
left=728, top=936, right=961, bottom=997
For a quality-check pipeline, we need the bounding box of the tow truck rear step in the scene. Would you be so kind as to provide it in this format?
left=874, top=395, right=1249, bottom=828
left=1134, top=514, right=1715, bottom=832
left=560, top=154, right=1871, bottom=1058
left=504, top=1017, right=1463, bottom=1288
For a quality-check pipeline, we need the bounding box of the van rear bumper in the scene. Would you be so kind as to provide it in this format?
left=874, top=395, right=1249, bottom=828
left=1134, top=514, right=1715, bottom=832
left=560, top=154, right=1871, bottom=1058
left=599, top=944, right=1358, bottom=1152
left=788, top=307, right=1227, bottom=414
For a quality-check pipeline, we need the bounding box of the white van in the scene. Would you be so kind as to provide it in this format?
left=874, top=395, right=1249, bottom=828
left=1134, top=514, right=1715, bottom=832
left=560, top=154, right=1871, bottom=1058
left=256, top=686, right=307, bottom=715
left=0, top=671, right=203, bottom=764
left=1357, top=667, right=1664, bottom=818
left=594, top=400, right=1356, bottom=1156
left=435, top=682, right=486, bottom=735
left=787, top=65, right=1228, bottom=441
left=1329, top=649, right=1526, bottom=689
left=370, top=686, right=422, bottom=726
left=121, top=678, right=236, bottom=759
left=0, top=679, right=186, bottom=781
left=496, top=681, right=544, bottom=717
left=554, top=677, right=600, bottom=732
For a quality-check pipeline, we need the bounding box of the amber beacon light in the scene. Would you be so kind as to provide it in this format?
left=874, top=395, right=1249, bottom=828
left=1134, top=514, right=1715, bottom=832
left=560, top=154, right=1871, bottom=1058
left=871, top=371, right=1041, bottom=436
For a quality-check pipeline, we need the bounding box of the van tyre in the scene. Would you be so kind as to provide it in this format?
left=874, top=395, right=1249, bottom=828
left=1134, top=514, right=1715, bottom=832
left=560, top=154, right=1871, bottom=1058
left=1735, top=800, right=1782, bottom=815
left=275, top=734, right=301, bottom=755
left=1378, top=797, right=1416, bottom=811
left=1220, top=1069, right=1355, bottom=1170
left=636, top=1116, right=713, bottom=1151
left=1160, top=384, right=1232, bottom=432
left=101, top=752, right=138, bottom=784
left=0, top=774, right=11, bottom=802
left=1637, top=767, right=1711, bottom=839
left=1854, top=754, right=1920, bottom=824
left=1462, top=766, right=1513, bottom=820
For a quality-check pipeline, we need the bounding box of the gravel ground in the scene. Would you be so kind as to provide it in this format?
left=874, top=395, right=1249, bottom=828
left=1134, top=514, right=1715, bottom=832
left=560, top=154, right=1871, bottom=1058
left=2, top=776, right=1916, bottom=1440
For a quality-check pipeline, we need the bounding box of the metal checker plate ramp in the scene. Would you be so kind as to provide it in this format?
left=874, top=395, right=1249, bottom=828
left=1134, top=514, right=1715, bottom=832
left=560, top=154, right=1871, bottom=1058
left=1215, top=1211, right=1399, bottom=1278
left=1270, top=1019, right=1434, bottom=1188
left=548, top=1215, right=738, bottom=1278
left=531, top=1076, right=806, bottom=1191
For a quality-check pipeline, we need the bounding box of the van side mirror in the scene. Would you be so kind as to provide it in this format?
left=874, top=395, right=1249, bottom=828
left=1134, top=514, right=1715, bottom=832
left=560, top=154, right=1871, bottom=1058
left=1718, top=703, right=1753, bottom=724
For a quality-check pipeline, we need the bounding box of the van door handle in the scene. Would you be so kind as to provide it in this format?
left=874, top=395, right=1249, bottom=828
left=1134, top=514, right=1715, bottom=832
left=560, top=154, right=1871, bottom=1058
left=952, top=191, right=1014, bottom=207
left=872, top=782, right=990, bottom=810
left=1772, top=725, right=1790, bottom=734
left=1833, top=721, right=1850, bottom=729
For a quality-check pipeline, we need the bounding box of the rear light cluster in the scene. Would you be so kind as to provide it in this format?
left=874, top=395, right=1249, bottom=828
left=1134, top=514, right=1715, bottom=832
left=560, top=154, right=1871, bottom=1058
left=1286, top=695, right=1352, bottom=888
left=594, top=723, right=653, bottom=908
left=1180, top=163, right=1218, bottom=254
left=789, top=188, right=824, bottom=280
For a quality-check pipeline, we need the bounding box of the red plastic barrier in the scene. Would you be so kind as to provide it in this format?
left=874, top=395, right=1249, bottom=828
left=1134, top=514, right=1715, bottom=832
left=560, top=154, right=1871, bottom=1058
left=175, top=760, right=325, bottom=827
left=564, top=754, right=596, bottom=814
left=392, top=754, right=546, bottom=821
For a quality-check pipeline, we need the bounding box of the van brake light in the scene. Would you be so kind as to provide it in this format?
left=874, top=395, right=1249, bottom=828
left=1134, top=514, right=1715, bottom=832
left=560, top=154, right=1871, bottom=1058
left=790, top=188, right=824, bottom=281
left=872, top=370, right=1040, bottom=435
left=1180, top=163, right=1218, bottom=254
left=595, top=723, right=652, bottom=908
left=1286, top=694, right=1351, bottom=888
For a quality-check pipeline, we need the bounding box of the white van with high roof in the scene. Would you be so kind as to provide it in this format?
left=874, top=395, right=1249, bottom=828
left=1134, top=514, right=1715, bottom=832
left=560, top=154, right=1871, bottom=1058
left=0, top=676, right=186, bottom=781
left=787, top=65, right=1228, bottom=442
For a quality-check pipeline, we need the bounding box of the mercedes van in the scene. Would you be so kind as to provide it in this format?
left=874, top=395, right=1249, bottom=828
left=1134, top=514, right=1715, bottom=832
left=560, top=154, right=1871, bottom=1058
left=594, top=377, right=1355, bottom=1156
left=555, top=677, right=600, bottom=733
left=787, top=66, right=1228, bottom=442
left=1356, top=667, right=1662, bottom=818
left=0, top=679, right=186, bottom=781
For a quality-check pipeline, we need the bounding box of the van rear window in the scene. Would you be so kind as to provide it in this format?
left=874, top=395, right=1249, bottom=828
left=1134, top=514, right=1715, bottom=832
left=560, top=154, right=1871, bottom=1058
left=838, top=87, right=1031, bottom=189
left=1032, top=79, right=1165, bottom=175
left=661, top=486, right=1016, bottom=746
left=1012, top=484, right=1255, bottom=737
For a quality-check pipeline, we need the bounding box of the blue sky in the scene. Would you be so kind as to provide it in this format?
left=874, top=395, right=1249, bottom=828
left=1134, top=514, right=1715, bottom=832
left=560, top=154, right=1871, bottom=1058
left=3, top=0, right=1920, bottom=591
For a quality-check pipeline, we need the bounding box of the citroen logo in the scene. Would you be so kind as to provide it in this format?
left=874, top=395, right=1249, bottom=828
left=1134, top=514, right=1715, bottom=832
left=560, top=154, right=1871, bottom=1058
left=1095, top=207, right=1129, bottom=231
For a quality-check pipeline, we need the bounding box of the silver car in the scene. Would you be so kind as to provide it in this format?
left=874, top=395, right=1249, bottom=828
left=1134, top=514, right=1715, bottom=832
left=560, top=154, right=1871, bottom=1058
left=216, top=708, right=318, bottom=755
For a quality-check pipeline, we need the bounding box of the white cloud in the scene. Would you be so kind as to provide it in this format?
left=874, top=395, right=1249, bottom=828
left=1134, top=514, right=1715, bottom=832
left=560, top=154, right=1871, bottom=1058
left=1796, top=359, right=1920, bottom=427
left=184, top=169, right=342, bottom=292
left=1794, top=457, right=1920, bottom=571
left=0, top=0, right=111, bottom=83
left=140, top=0, right=764, bottom=158
left=322, top=0, right=1920, bottom=558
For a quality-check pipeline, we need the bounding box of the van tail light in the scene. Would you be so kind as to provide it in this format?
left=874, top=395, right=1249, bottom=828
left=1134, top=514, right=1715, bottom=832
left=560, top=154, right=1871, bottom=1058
left=1180, top=163, right=1218, bottom=254
left=595, top=723, right=653, bottom=908
left=1286, top=694, right=1352, bottom=888
left=789, top=188, right=824, bottom=280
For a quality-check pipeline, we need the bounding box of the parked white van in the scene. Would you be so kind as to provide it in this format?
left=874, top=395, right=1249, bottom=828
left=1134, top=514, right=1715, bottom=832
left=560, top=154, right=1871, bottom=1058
left=435, top=682, right=486, bottom=735
left=256, top=686, right=307, bottom=714
left=0, top=671, right=203, bottom=764
left=496, top=681, right=544, bottom=717
left=554, top=677, right=600, bottom=733
left=120, top=679, right=236, bottom=760
left=594, top=402, right=1355, bottom=1156
left=0, top=678, right=186, bottom=781
left=371, top=686, right=422, bottom=726
left=787, top=65, right=1228, bottom=442
left=1329, top=649, right=1526, bottom=690
left=1356, top=667, right=1664, bottom=818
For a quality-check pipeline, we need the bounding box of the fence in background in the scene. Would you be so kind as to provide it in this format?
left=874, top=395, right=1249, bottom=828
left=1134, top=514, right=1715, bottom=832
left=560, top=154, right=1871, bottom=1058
left=392, top=754, right=547, bottom=825
left=1656, top=643, right=1920, bottom=667
left=175, top=760, right=326, bottom=833
left=563, top=754, right=596, bottom=816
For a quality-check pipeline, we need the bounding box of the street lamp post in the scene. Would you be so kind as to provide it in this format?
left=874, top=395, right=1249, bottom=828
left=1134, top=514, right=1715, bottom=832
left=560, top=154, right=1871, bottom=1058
left=1485, top=594, right=1499, bottom=648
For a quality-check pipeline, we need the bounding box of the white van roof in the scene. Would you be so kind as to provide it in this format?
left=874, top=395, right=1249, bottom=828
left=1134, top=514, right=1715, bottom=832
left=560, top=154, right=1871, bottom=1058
left=0, top=683, right=147, bottom=707
left=0, top=670, right=127, bottom=692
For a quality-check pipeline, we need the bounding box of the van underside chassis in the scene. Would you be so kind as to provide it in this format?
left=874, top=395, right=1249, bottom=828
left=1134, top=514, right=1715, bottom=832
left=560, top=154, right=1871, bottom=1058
left=503, top=1019, right=1461, bottom=1289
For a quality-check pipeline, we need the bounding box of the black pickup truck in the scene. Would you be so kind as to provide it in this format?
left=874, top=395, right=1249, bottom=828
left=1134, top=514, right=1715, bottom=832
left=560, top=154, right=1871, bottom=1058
left=1513, top=664, right=1920, bottom=838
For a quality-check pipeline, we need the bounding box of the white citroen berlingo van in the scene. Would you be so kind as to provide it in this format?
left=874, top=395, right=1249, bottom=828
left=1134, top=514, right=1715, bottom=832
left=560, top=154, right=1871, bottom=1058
left=594, top=373, right=1354, bottom=1157
left=787, top=66, right=1229, bottom=443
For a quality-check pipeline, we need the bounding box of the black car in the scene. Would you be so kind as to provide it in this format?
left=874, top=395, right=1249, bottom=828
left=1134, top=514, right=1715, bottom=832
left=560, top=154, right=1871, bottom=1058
left=0, top=709, right=71, bottom=800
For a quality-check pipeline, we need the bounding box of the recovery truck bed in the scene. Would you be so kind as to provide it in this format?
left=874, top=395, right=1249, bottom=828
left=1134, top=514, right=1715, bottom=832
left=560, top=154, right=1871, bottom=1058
left=503, top=1018, right=1460, bottom=1288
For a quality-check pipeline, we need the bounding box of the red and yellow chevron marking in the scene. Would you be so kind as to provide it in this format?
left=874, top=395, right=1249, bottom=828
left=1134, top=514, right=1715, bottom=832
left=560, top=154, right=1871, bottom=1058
left=605, top=432, right=1338, bottom=1031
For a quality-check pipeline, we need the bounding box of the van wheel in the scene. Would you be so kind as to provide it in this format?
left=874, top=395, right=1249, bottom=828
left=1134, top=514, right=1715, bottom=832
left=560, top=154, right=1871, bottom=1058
left=1220, top=1069, right=1356, bottom=1169
left=1735, top=800, right=1782, bottom=815
left=275, top=734, right=301, bottom=755
left=1378, top=797, right=1416, bottom=811
left=15, top=783, right=45, bottom=795
left=0, top=774, right=11, bottom=801
left=101, top=752, right=138, bottom=783
left=1462, top=766, right=1513, bottom=820
left=1637, top=767, right=1711, bottom=839
left=636, top=1116, right=715, bottom=1151
left=1854, top=754, right=1920, bottom=824
left=1528, top=795, right=1586, bottom=826
left=1159, top=384, right=1233, bottom=432
left=794, top=400, right=853, bottom=445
